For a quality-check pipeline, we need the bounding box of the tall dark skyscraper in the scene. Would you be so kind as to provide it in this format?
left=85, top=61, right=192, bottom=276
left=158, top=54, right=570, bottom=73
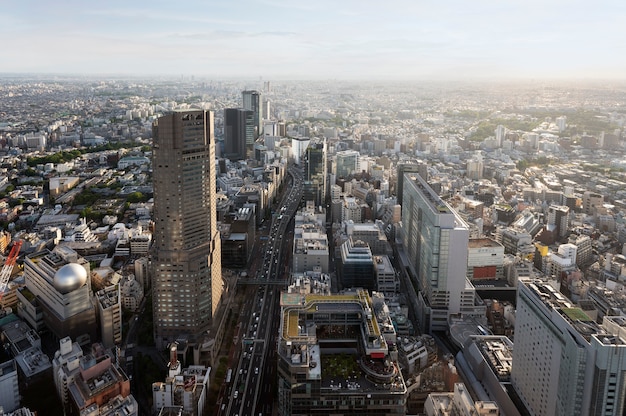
left=303, top=138, right=327, bottom=206
left=242, top=90, right=262, bottom=140
left=151, top=110, right=223, bottom=349
left=223, top=108, right=254, bottom=161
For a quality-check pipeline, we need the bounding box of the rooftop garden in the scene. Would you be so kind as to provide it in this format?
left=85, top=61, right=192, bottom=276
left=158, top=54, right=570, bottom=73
left=321, top=353, right=361, bottom=379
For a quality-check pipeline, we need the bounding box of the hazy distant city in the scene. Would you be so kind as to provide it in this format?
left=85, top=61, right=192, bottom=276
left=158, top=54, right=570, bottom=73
left=1, top=75, right=626, bottom=416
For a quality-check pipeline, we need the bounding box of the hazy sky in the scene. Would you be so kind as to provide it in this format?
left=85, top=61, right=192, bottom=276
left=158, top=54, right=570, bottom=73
left=2, top=0, right=625, bottom=80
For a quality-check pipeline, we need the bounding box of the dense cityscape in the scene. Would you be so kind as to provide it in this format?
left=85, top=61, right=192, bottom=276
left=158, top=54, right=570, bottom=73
left=0, top=75, right=626, bottom=416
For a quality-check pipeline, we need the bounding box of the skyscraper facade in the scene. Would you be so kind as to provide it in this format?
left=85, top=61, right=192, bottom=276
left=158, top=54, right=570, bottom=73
left=512, top=279, right=626, bottom=416
left=401, top=173, right=479, bottom=332
left=242, top=90, right=262, bottom=140
left=151, top=110, right=223, bottom=349
left=303, top=139, right=327, bottom=206
left=223, top=108, right=253, bottom=161
left=396, top=161, right=427, bottom=206
left=334, top=150, right=360, bottom=178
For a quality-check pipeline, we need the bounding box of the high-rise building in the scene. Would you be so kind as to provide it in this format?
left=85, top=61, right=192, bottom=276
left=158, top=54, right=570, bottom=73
left=291, top=136, right=310, bottom=166
left=583, top=191, right=603, bottom=216
left=339, top=237, right=375, bottom=291
left=466, top=153, right=484, bottom=180
left=223, top=108, right=253, bottom=161
left=151, top=110, right=223, bottom=349
left=401, top=173, right=481, bottom=332
left=396, top=161, right=427, bottom=206
left=547, top=205, right=570, bottom=239
left=96, top=285, right=122, bottom=348
left=334, top=150, right=360, bottom=178
left=495, top=125, right=506, bottom=147
left=303, top=139, right=327, bottom=206
left=512, top=279, right=626, bottom=416
left=242, top=90, right=262, bottom=139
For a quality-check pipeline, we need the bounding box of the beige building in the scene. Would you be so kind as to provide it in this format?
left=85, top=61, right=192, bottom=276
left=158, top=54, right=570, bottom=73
left=425, top=383, right=499, bottom=416
left=96, top=285, right=122, bottom=348
left=151, top=110, right=223, bottom=350
left=49, top=176, right=80, bottom=199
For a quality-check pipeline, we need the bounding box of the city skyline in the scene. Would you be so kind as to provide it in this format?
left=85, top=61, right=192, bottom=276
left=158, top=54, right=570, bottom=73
left=2, top=0, right=626, bottom=80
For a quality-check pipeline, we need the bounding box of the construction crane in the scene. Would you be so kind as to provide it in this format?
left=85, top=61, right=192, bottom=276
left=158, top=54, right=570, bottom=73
left=0, top=240, right=22, bottom=300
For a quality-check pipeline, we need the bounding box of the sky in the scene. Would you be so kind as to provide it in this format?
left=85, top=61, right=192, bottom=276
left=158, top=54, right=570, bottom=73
left=1, top=0, right=625, bottom=80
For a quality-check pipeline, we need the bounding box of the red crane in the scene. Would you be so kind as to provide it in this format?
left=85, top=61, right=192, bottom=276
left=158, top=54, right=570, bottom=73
left=0, top=240, right=22, bottom=300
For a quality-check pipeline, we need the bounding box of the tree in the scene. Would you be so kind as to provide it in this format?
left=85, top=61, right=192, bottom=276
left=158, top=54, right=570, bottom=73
left=126, top=192, right=147, bottom=203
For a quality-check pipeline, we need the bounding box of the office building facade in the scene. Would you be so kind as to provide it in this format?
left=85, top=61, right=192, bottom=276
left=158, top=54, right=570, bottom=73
left=401, top=173, right=479, bottom=332
left=152, top=110, right=223, bottom=349
left=396, top=161, right=427, bottom=206
left=242, top=90, right=262, bottom=139
left=512, top=279, right=626, bottom=416
left=339, top=238, right=375, bottom=292
left=223, top=108, right=254, bottom=161
left=303, top=139, right=327, bottom=207
left=334, top=150, right=360, bottom=178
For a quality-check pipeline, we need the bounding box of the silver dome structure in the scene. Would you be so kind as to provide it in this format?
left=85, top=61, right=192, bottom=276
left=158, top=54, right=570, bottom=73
left=53, top=263, right=88, bottom=294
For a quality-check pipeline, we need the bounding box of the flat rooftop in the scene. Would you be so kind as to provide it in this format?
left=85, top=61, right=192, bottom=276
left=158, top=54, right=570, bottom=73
left=468, top=238, right=502, bottom=248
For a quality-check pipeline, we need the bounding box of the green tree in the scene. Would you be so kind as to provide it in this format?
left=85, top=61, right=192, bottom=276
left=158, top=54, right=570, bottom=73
left=126, top=192, right=147, bottom=203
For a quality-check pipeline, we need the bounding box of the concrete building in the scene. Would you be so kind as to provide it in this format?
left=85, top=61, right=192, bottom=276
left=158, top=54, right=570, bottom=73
left=494, top=227, right=534, bottom=257
left=467, top=238, right=504, bottom=281
left=374, top=255, right=398, bottom=295
left=345, top=221, right=392, bottom=256
left=152, top=345, right=209, bottom=416
left=583, top=191, right=604, bottom=216
left=79, top=394, right=138, bottom=416
left=547, top=205, right=570, bottom=239
left=53, top=336, right=85, bottom=410
left=462, top=336, right=520, bottom=416
left=49, top=177, right=80, bottom=199
left=340, top=196, right=362, bottom=224
left=151, top=110, right=223, bottom=349
left=292, top=226, right=329, bottom=274
left=1, top=319, right=51, bottom=387
left=133, top=257, right=149, bottom=293
left=95, top=285, right=122, bottom=348
left=0, top=360, right=19, bottom=413
left=512, top=279, right=626, bottom=416
left=466, top=154, right=484, bottom=180
left=119, top=275, right=143, bottom=312
left=398, top=337, right=428, bottom=374
left=424, top=383, right=499, bottom=416
left=277, top=289, right=406, bottom=415
left=22, top=246, right=96, bottom=342
left=66, top=344, right=131, bottom=415
left=129, top=230, right=151, bottom=256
